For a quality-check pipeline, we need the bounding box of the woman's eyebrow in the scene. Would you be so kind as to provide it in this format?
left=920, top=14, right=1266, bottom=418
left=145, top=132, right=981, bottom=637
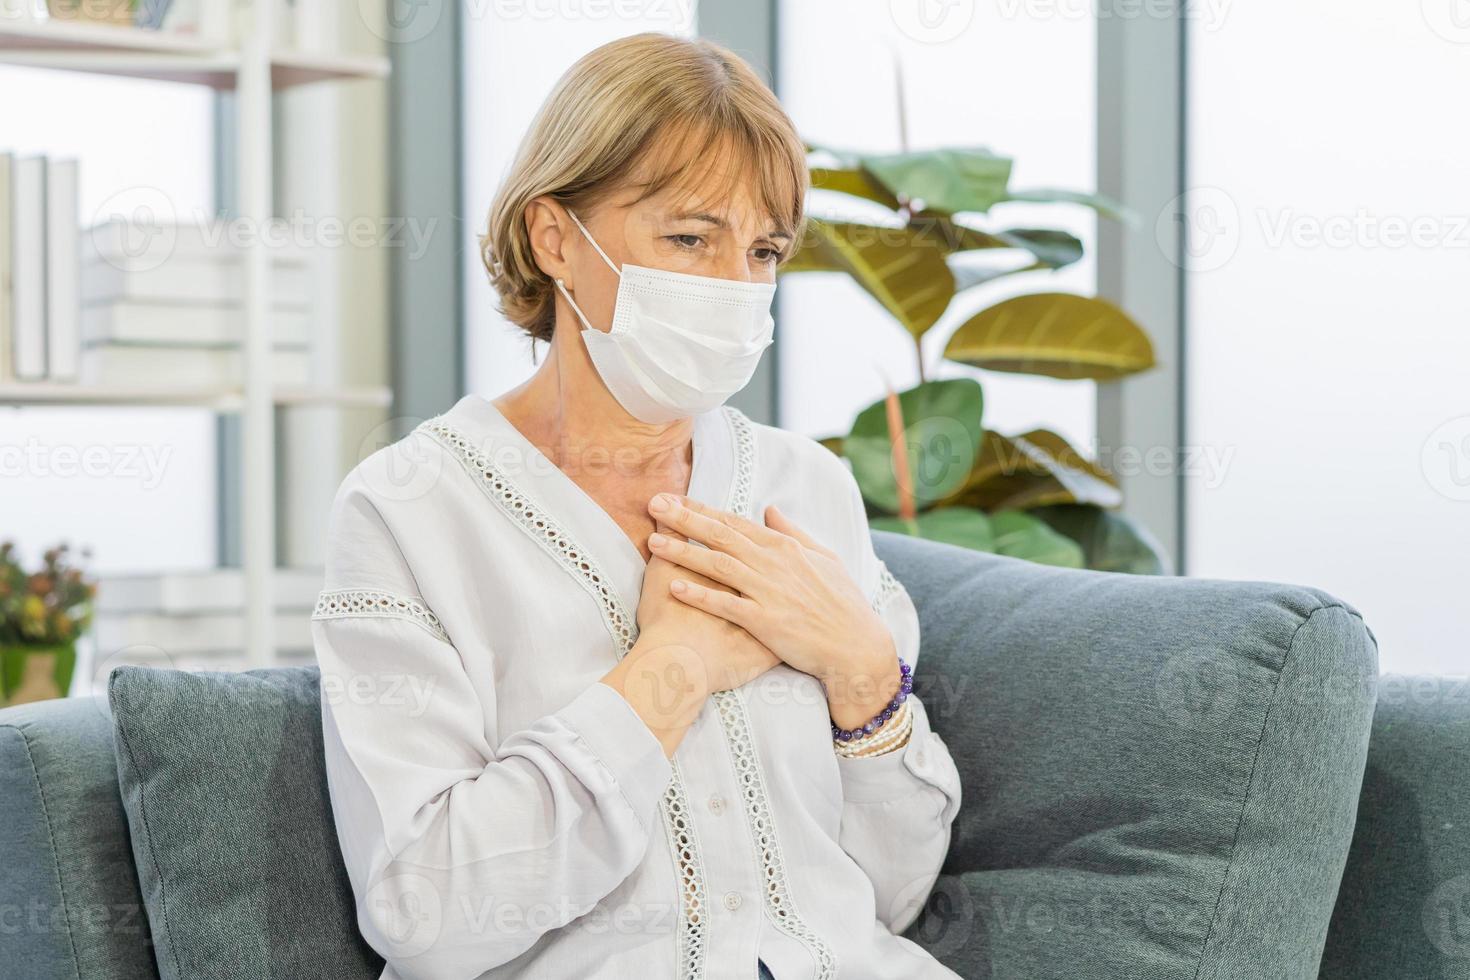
left=669, top=209, right=793, bottom=241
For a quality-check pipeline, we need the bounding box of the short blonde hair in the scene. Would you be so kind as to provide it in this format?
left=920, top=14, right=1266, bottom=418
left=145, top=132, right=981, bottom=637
left=482, top=32, right=809, bottom=342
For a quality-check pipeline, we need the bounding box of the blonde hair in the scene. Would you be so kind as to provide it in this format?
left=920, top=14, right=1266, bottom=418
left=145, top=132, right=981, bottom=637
left=482, top=32, right=809, bottom=343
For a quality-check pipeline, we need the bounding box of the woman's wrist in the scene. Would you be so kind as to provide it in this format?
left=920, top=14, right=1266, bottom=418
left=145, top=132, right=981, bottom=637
left=834, top=699, right=914, bottom=757
left=600, top=640, right=710, bottom=758
left=822, top=637, right=902, bottom=732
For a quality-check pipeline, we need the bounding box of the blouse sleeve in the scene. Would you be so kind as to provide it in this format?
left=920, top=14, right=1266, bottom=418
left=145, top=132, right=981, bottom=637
left=312, top=474, right=674, bottom=980
left=828, top=466, right=964, bottom=935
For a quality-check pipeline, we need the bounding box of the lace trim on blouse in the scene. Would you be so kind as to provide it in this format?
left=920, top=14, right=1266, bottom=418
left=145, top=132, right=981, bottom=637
left=726, top=405, right=756, bottom=521
left=312, top=589, right=451, bottom=645
left=419, top=419, right=637, bottom=653
left=418, top=415, right=710, bottom=979
left=713, top=407, right=838, bottom=979
left=872, top=563, right=903, bottom=612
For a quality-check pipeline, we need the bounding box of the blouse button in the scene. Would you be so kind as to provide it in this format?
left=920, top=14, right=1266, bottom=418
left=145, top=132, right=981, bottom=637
left=708, top=794, right=726, bottom=815
left=723, top=891, right=743, bottom=911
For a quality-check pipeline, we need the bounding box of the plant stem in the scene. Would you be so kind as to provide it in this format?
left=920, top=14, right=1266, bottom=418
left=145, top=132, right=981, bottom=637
left=915, top=336, right=926, bottom=383
left=885, top=387, right=917, bottom=522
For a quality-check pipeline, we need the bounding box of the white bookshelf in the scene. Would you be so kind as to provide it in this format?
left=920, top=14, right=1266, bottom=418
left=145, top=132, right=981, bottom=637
left=2, top=8, right=391, bottom=669
left=0, top=15, right=223, bottom=54
left=0, top=382, right=392, bottom=409
left=0, top=47, right=390, bottom=89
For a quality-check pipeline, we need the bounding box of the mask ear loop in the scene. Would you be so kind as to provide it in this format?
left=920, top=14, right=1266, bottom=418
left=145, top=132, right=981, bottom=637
left=565, top=209, right=623, bottom=278
left=554, top=277, right=597, bottom=332
left=554, top=208, right=622, bottom=333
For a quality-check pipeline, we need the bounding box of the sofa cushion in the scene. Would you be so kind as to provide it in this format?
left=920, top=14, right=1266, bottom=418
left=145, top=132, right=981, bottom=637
left=872, top=531, right=1379, bottom=980
left=1319, top=674, right=1470, bottom=978
left=0, top=694, right=159, bottom=980
left=108, top=664, right=382, bottom=980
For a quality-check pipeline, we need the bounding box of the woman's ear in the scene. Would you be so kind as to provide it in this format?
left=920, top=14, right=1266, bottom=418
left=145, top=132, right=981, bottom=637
left=525, top=196, right=572, bottom=285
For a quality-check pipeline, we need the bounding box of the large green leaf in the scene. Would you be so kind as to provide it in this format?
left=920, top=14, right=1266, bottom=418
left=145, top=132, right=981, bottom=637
left=917, top=216, right=1083, bottom=267
left=992, top=228, right=1085, bottom=268
left=944, top=429, right=1120, bottom=511
left=988, top=509, right=1085, bottom=567
left=822, top=152, right=1120, bottom=221
left=805, top=141, right=864, bottom=166
left=1003, top=187, right=1135, bottom=224
left=862, top=148, right=1014, bottom=214
left=785, top=213, right=1086, bottom=337
left=870, top=507, right=995, bottom=552
left=948, top=260, right=1042, bottom=293
left=786, top=218, right=956, bottom=339
left=943, top=292, right=1155, bottom=380
left=809, top=167, right=901, bottom=209
left=940, top=224, right=1085, bottom=294
left=1032, top=504, right=1170, bottom=575
left=906, top=215, right=1009, bottom=252
left=846, top=379, right=984, bottom=513
left=781, top=227, right=847, bottom=273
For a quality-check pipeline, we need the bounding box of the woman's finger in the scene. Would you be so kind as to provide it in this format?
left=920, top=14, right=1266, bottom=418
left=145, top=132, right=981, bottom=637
left=648, top=532, right=758, bottom=594
left=764, top=504, right=836, bottom=559
left=648, top=494, right=760, bottom=562
left=670, top=494, right=785, bottom=547
left=668, top=578, right=760, bottom=627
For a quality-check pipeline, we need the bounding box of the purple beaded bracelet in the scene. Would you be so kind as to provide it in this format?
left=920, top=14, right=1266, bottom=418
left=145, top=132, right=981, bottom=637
left=830, top=656, right=912, bottom=743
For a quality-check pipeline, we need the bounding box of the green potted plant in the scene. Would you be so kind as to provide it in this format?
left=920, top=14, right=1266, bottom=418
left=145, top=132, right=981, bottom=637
left=46, top=0, right=138, bottom=25
left=0, top=542, right=95, bottom=707
left=784, top=140, right=1167, bottom=573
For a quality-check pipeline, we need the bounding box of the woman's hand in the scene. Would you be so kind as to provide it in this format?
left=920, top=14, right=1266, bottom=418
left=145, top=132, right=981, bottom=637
left=606, top=550, right=779, bottom=758
left=644, top=493, right=901, bottom=731
left=636, top=547, right=781, bottom=696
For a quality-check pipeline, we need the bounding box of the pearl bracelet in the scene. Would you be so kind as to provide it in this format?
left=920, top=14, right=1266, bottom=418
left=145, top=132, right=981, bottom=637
left=833, top=700, right=913, bottom=758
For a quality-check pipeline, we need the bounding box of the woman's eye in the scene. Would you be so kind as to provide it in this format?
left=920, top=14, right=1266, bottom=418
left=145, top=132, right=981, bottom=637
left=752, top=246, right=784, bottom=263
left=668, top=234, right=704, bottom=249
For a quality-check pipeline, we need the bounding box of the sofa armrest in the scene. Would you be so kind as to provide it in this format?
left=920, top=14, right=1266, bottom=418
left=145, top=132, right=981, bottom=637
left=0, top=695, right=158, bottom=980
left=1319, top=674, right=1470, bottom=977
left=871, top=530, right=1378, bottom=980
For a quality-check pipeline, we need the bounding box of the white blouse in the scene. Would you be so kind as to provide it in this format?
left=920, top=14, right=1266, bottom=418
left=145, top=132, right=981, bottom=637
left=311, top=393, right=964, bottom=980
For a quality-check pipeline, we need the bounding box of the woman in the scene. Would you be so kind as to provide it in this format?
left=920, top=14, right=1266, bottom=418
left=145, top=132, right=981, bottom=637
left=312, top=32, right=962, bottom=980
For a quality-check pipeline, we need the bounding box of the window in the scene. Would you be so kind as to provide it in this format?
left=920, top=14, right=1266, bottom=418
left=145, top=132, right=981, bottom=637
left=1185, top=5, right=1468, bottom=673
left=776, top=0, right=1097, bottom=450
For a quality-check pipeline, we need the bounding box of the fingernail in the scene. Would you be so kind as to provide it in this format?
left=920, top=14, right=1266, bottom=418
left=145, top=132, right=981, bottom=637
left=649, top=532, right=667, bottom=548
left=650, top=494, right=671, bottom=513
left=670, top=579, right=687, bottom=594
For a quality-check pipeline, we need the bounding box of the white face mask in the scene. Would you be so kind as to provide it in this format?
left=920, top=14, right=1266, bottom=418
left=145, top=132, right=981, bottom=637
left=553, top=209, right=776, bottom=424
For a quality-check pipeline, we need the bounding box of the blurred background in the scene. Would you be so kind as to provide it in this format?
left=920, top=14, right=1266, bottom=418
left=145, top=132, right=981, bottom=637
left=1, top=0, right=1465, bottom=706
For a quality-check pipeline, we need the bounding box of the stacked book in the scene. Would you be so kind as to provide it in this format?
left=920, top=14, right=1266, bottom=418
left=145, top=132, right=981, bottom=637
left=91, top=566, right=323, bottom=671
left=19, top=0, right=342, bottom=53
left=154, top=1, right=344, bottom=52
left=1, top=153, right=81, bottom=382
left=81, top=219, right=316, bottom=387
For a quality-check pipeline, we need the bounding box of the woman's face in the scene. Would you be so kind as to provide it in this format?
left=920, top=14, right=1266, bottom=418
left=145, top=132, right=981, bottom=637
left=544, top=161, right=792, bottom=336
left=597, top=178, right=791, bottom=286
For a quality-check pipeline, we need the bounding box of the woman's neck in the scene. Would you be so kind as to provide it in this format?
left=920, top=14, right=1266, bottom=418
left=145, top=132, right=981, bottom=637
left=492, top=327, right=694, bottom=483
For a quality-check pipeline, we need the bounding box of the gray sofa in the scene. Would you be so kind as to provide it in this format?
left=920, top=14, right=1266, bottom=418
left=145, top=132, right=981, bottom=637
left=1, top=532, right=1466, bottom=979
